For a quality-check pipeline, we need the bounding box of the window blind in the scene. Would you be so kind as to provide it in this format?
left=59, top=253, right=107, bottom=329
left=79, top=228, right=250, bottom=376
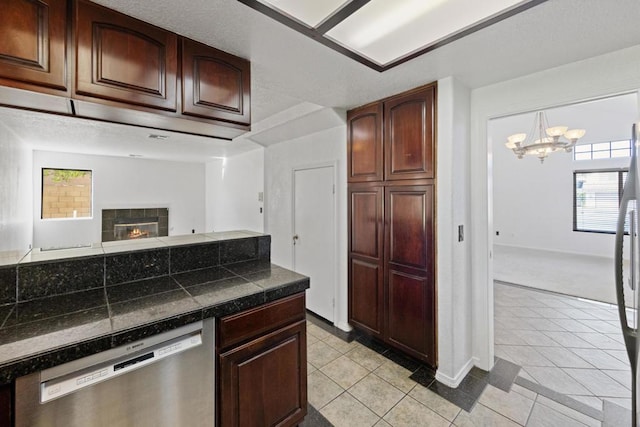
left=573, top=169, right=632, bottom=234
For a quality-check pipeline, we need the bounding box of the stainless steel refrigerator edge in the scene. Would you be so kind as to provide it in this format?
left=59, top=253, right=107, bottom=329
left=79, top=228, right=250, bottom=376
left=615, top=122, right=640, bottom=427
left=14, top=319, right=215, bottom=427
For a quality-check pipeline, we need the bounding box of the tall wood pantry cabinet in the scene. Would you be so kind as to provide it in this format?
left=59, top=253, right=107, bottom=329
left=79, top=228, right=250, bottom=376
left=347, top=83, right=437, bottom=367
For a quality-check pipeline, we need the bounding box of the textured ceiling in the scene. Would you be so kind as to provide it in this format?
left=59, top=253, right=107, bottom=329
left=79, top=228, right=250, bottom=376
left=3, top=0, right=640, bottom=162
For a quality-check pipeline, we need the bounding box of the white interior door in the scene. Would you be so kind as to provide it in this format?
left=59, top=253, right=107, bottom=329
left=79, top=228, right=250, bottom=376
left=293, top=165, right=336, bottom=322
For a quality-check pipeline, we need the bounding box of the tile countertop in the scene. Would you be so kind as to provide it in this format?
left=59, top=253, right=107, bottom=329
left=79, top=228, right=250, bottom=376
left=0, top=260, right=309, bottom=385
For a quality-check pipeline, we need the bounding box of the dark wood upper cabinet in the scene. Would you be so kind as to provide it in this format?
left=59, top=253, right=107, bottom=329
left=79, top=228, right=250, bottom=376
left=74, top=0, right=178, bottom=111
left=347, top=103, right=383, bottom=182
left=181, top=38, right=250, bottom=125
left=0, top=0, right=68, bottom=93
left=384, top=85, right=435, bottom=180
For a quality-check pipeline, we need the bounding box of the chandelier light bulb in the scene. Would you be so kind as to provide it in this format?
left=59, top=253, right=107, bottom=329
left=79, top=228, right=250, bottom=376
left=545, top=126, right=568, bottom=137
left=564, top=129, right=586, bottom=141
left=507, top=133, right=527, bottom=144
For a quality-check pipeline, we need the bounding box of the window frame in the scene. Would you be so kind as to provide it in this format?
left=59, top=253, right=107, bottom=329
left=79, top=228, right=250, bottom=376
left=573, top=139, right=631, bottom=161
left=41, top=168, right=94, bottom=220
left=572, top=167, right=628, bottom=235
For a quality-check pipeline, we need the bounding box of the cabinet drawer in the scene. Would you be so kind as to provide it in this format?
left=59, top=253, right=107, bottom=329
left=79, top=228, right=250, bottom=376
left=218, top=293, right=305, bottom=350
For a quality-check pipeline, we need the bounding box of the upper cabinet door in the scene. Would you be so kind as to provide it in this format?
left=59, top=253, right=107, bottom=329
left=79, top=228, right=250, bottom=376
left=74, top=0, right=178, bottom=111
left=0, top=0, right=67, bottom=92
left=384, top=85, right=435, bottom=180
left=181, top=38, right=251, bottom=125
left=347, top=103, right=383, bottom=182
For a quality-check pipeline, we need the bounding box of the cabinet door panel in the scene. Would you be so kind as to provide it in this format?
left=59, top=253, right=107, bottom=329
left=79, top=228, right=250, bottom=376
left=384, top=86, right=435, bottom=180
left=386, top=269, right=435, bottom=362
left=220, top=320, right=307, bottom=427
left=182, top=38, right=251, bottom=125
left=349, top=186, right=383, bottom=258
left=349, top=258, right=383, bottom=335
left=347, top=103, right=383, bottom=182
left=75, top=0, right=177, bottom=110
left=384, top=184, right=436, bottom=366
left=349, top=184, right=384, bottom=337
left=0, top=0, right=67, bottom=90
left=386, top=186, right=434, bottom=271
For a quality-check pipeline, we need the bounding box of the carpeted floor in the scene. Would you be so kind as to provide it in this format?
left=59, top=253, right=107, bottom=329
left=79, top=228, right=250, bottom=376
left=493, top=245, right=620, bottom=304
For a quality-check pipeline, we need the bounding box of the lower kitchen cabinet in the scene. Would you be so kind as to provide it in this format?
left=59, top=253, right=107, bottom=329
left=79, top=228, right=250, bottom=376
left=0, top=382, right=11, bottom=427
left=348, top=181, right=436, bottom=367
left=217, top=293, right=307, bottom=427
left=219, top=321, right=306, bottom=426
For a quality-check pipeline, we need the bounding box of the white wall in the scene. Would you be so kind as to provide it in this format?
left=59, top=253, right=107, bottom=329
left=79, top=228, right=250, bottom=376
left=33, top=151, right=206, bottom=249
left=470, top=44, right=640, bottom=371
left=436, top=77, right=473, bottom=386
left=264, top=122, right=348, bottom=331
left=0, top=123, right=32, bottom=258
left=205, top=148, right=264, bottom=233
left=492, top=95, right=638, bottom=258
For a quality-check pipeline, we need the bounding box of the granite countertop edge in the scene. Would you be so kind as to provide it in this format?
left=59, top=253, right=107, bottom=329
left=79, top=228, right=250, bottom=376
left=0, top=274, right=309, bottom=385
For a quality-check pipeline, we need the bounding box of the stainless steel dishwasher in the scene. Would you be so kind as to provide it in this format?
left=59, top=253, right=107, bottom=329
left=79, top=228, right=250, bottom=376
left=15, top=319, right=214, bottom=427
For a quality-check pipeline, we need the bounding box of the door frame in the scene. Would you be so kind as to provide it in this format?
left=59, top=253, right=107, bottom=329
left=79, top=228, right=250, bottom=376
left=291, top=161, right=338, bottom=323
left=471, top=62, right=640, bottom=371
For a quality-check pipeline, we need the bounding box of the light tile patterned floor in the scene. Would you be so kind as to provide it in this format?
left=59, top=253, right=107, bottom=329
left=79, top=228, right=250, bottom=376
left=303, top=279, right=622, bottom=427
left=495, top=281, right=633, bottom=413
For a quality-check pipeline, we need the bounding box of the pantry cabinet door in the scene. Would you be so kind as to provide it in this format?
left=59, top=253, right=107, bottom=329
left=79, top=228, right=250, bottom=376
left=384, top=86, right=435, bottom=181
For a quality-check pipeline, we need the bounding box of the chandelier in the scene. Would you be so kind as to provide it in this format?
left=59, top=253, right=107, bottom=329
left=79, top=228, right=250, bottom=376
left=505, top=111, right=586, bottom=163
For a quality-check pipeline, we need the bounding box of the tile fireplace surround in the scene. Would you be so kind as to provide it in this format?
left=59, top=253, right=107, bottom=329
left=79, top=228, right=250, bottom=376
left=102, top=208, right=169, bottom=242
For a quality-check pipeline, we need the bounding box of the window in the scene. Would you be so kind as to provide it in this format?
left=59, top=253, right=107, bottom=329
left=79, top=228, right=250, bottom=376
left=574, top=140, right=631, bottom=161
left=574, top=169, right=633, bottom=234
left=41, top=168, right=92, bottom=219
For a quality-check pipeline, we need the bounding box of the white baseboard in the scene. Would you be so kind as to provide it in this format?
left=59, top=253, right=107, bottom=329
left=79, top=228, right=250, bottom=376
left=435, top=358, right=474, bottom=388
left=494, top=243, right=613, bottom=260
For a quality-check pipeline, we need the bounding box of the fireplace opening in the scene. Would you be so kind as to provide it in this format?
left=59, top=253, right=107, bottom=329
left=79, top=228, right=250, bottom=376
left=114, top=218, right=159, bottom=240
left=102, top=208, right=168, bottom=242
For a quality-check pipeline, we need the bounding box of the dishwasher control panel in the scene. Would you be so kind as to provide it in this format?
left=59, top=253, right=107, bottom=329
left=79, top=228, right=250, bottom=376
left=41, top=331, right=202, bottom=403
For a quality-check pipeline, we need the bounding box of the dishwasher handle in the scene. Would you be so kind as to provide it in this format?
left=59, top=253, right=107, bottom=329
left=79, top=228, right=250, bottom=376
left=40, top=322, right=203, bottom=403
left=41, top=321, right=203, bottom=382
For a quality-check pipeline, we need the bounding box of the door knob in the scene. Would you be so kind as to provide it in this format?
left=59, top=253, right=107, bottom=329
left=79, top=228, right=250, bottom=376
left=293, top=234, right=299, bottom=245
